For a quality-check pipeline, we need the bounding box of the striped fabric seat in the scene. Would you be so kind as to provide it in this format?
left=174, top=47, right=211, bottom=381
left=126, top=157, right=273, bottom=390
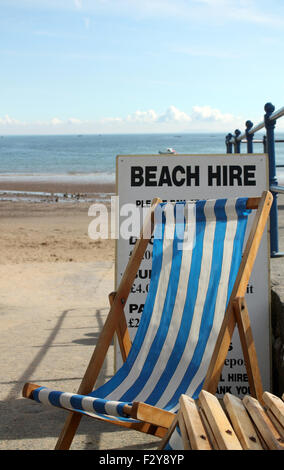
left=25, top=198, right=252, bottom=447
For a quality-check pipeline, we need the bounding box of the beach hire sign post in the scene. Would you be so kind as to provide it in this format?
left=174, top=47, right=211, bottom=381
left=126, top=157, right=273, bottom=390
left=115, top=153, right=270, bottom=398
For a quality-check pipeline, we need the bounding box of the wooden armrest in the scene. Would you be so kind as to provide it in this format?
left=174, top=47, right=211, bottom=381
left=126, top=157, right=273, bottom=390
left=22, top=382, right=41, bottom=399
left=128, top=401, right=175, bottom=429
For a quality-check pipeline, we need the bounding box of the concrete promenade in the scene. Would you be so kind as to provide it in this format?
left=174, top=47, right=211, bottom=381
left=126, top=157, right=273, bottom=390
left=0, top=195, right=283, bottom=451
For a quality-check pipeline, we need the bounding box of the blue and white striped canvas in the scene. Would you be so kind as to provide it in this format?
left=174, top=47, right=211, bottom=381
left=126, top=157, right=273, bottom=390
left=29, top=198, right=251, bottom=445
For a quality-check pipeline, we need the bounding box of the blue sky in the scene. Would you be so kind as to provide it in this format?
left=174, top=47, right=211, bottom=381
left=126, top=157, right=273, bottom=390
left=1, top=0, right=284, bottom=134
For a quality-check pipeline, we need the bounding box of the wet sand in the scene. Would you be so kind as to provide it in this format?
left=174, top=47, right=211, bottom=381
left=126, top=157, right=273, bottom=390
left=0, top=180, right=115, bottom=195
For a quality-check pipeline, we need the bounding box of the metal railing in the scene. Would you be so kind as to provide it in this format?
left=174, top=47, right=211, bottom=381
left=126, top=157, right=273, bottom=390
left=225, top=102, right=284, bottom=258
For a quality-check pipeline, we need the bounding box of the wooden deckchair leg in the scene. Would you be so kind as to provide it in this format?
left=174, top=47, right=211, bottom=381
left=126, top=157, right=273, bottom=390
left=158, top=413, right=179, bottom=450
left=203, top=191, right=272, bottom=396
left=201, top=297, right=264, bottom=404
left=233, top=297, right=264, bottom=403
left=202, top=305, right=236, bottom=395
left=109, top=291, right=132, bottom=363
left=54, top=198, right=161, bottom=450
left=55, top=413, right=82, bottom=450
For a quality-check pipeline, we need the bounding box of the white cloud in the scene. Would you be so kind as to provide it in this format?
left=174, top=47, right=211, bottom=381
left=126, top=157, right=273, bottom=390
left=0, top=105, right=245, bottom=134
left=50, top=117, right=63, bottom=125
left=101, top=116, right=123, bottom=124
left=158, top=105, right=191, bottom=123
left=0, top=114, right=21, bottom=125
left=192, top=105, right=237, bottom=123
left=126, top=109, right=158, bottom=123
left=106, top=106, right=191, bottom=125
left=68, top=117, right=82, bottom=124
left=104, top=105, right=234, bottom=127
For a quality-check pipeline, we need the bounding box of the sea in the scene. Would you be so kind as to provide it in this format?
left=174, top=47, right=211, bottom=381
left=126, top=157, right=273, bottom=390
left=1, top=133, right=284, bottom=202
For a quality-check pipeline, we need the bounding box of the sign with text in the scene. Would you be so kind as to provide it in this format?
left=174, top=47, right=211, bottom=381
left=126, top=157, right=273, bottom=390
left=115, top=154, right=270, bottom=397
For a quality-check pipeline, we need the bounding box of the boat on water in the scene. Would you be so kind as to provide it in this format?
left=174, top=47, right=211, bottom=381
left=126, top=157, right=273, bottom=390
left=158, top=147, right=177, bottom=155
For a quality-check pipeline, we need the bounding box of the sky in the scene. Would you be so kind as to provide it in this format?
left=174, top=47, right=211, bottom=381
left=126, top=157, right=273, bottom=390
left=1, top=0, right=284, bottom=134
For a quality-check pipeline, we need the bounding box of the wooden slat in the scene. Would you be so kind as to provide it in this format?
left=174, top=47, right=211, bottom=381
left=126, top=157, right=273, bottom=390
left=178, top=411, right=191, bottom=450
left=179, top=395, right=212, bottom=450
left=199, top=390, right=242, bottom=450
left=243, top=395, right=284, bottom=450
left=199, top=407, right=219, bottom=449
left=262, top=391, right=284, bottom=428
left=223, top=393, right=263, bottom=449
left=266, top=409, right=284, bottom=439
left=160, top=391, right=284, bottom=451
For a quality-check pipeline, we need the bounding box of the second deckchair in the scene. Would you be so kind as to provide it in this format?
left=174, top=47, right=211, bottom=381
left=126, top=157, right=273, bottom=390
left=22, top=191, right=272, bottom=450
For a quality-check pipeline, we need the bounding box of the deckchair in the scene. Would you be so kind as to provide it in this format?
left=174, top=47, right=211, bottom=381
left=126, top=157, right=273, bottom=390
left=22, top=191, right=272, bottom=450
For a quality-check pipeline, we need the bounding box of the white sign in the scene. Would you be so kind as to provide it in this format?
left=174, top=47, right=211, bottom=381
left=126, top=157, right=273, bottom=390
left=115, top=154, right=270, bottom=397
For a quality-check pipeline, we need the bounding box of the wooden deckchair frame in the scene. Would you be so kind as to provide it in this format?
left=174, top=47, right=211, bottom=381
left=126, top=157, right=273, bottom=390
left=23, top=191, right=273, bottom=450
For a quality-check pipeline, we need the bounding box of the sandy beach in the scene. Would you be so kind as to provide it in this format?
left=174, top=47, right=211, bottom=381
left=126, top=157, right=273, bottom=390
left=1, top=182, right=283, bottom=451
left=0, top=200, right=115, bottom=265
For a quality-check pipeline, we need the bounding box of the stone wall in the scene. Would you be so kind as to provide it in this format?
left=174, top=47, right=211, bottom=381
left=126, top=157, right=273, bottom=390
left=270, top=193, right=284, bottom=396
left=271, top=284, right=284, bottom=396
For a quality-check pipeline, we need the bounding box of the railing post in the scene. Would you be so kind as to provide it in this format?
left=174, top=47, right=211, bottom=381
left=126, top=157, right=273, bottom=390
left=226, top=133, right=233, bottom=153
left=245, top=120, right=254, bottom=153
left=263, top=135, right=267, bottom=153
left=264, top=102, right=279, bottom=257
left=234, top=129, right=241, bottom=153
